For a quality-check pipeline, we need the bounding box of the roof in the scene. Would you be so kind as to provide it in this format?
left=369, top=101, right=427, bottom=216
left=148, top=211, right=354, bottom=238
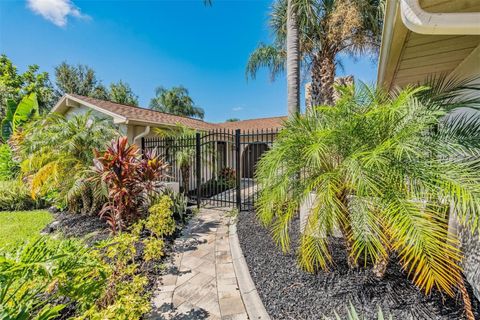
left=52, top=94, right=286, bottom=131
left=217, top=116, right=286, bottom=131
left=377, top=0, right=480, bottom=90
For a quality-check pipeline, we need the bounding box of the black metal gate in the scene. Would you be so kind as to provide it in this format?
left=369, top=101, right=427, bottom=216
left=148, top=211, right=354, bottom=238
left=142, top=128, right=278, bottom=211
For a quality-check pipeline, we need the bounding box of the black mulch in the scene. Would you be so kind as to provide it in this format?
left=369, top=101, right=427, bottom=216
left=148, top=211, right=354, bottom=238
left=41, top=208, right=195, bottom=319
left=237, top=211, right=480, bottom=320
left=42, top=211, right=110, bottom=245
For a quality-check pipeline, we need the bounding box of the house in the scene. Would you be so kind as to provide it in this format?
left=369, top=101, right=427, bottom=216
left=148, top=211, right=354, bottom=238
left=377, top=0, right=480, bottom=301
left=52, top=93, right=285, bottom=145
left=52, top=93, right=285, bottom=189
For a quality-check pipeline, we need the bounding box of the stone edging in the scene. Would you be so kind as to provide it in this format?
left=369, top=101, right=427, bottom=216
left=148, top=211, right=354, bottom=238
left=229, top=218, right=271, bottom=320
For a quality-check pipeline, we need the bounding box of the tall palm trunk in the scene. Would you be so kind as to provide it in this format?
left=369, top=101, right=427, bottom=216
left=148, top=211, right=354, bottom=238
left=315, top=50, right=335, bottom=106
left=180, top=164, right=190, bottom=195
left=337, top=189, right=357, bottom=268
left=286, top=0, right=300, bottom=116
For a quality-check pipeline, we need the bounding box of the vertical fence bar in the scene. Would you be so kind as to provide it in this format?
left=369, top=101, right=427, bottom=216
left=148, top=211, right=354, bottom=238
left=235, top=129, right=241, bottom=211
left=196, top=132, right=201, bottom=208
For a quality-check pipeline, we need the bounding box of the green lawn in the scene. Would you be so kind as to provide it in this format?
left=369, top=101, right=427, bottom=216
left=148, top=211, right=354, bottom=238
left=0, top=210, right=53, bottom=249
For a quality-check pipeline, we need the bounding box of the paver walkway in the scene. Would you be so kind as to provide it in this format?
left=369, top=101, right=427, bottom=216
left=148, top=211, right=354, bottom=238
left=150, top=207, right=248, bottom=320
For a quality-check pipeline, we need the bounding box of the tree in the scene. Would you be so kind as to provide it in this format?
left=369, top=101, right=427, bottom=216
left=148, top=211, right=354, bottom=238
left=247, top=0, right=383, bottom=106
left=17, top=112, right=119, bottom=212
left=286, top=0, right=300, bottom=115
left=149, top=86, right=205, bottom=119
left=154, top=125, right=197, bottom=195
left=54, top=62, right=106, bottom=99
left=255, top=83, right=480, bottom=318
left=0, top=54, right=54, bottom=117
left=109, top=81, right=138, bottom=106
left=54, top=62, right=139, bottom=106
left=1, top=93, right=39, bottom=141
left=226, top=118, right=240, bottom=122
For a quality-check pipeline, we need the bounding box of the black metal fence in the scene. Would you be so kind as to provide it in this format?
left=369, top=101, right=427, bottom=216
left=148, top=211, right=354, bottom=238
left=142, top=128, right=279, bottom=211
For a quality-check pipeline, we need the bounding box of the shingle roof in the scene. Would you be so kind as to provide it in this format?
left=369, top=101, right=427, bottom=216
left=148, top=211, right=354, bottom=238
left=216, top=116, right=286, bottom=131
left=66, top=94, right=285, bottom=131
left=68, top=94, right=217, bottom=130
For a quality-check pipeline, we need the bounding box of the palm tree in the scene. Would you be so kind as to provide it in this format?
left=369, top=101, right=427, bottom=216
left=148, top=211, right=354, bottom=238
left=255, top=83, right=480, bottom=316
left=247, top=0, right=383, bottom=107
left=149, top=86, right=205, bottom=119
left=16, top=112, right=119, bottom=212
left=155, top=125, right=197, bottom=195
left=286, top=0, right=300, bottom=115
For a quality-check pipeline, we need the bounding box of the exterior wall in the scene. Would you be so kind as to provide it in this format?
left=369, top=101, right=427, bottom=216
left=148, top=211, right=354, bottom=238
left=63, top=105, right=107, bottom=120
left=449, top=44, right=480, bottom=301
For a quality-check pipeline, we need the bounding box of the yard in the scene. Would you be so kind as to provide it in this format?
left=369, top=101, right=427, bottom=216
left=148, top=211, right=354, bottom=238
left=1, top=0, right=480, bottom=319
left=0, top=210, right=52, bottom=248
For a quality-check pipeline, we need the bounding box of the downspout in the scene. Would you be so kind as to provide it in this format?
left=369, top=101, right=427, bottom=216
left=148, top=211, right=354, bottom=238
left=133, top=126, right=151, bottom=149
left=400, top=0, right=480, bottom=35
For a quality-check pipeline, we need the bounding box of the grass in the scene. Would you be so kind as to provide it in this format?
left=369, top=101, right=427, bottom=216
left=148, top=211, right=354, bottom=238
left=0, top=210, right=53, bottom=249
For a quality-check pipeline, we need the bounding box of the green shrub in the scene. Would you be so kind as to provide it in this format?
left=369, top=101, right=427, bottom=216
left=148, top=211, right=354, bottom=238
left=0, top=195, right=176, bottom=320
left=0, top=237, right=107, bottom=320
left=0, top=144, right=18, bottom=181
left=0, top=180, right=43, bottom=211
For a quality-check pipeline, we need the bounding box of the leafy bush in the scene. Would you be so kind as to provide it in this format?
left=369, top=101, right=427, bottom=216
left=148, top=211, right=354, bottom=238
left=16, top=112, right=118, bottom=211
left=218, top=167, right=236, bottom=188
left=256, top=84, right=480, bottom=299
left=0, top=180, right=43, bottom=211
left=82, top=195, right=175, bottom=318
left=0, top=144, right=18, bottom=181
left=94, top=137, right=168, bottom=233
left=162, top=188, right=189, bottom=222
left=1, top=196, right=176, bottom=320
left=0, top=237, right=107, bottom=320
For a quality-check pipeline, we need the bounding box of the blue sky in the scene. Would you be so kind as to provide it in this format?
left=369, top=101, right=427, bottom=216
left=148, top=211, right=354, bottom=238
left=0, top=0, right=378, bottom=123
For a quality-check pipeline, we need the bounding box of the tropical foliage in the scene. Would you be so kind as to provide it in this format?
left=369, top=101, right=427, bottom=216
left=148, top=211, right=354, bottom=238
left=0, top=54, right=54, bottom=117
left=0, top=143, right=18, bottom=180
left=1, top=197, right=175, bottom=320
left=93, top=137, right=168, bottom=233
left=155, top=125, right=197, bottom=194
left=0, top=180, right=43, bottom=211
left=149, top=86, right=205, bottom=119
left=247, top=0, right=383, bottom=106
left=256, top=84, right=480, bottom=303
left=1, top=93, right=39, bottom=141
left=16, top=112, right=118, bottom=210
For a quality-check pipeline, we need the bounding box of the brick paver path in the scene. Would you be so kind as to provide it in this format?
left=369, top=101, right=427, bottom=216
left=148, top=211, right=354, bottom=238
left=150, top=207, right=248, bottom=320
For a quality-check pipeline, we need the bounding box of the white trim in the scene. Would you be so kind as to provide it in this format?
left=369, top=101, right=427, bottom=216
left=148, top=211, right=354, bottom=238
left=377, top=0, right=398, bottom=87
left=52, top=94, right=128, bottom=123
left=400, top=0, right=480, bottom=35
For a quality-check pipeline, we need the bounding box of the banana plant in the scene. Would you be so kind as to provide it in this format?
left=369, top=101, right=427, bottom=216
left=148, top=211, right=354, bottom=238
left=1, top=93, right=39, bottom=141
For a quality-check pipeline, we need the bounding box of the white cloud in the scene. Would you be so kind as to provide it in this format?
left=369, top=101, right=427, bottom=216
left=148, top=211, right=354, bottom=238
left=232, top=106, right=243, bottom=112
left=27, top=0, right=88, bottom=27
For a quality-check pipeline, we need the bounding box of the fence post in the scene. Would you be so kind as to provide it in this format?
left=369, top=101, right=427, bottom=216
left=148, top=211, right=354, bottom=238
left=196, top=133, right=201, bottom=209
left=141, top=137, right=145, bottom=156
left=235, top=129, right=241, bottom=211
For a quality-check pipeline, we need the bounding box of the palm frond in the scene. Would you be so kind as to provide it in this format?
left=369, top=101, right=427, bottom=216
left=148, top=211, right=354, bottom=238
left=246, top=43, right=285, bottom=81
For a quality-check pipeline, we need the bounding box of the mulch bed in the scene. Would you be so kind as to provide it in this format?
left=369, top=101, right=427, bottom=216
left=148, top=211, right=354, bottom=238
left=237, top=211, right=480, bottom=320
left=41, top=208, right=196, bottom=319
left=42, top=210, right=111, bottom=245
